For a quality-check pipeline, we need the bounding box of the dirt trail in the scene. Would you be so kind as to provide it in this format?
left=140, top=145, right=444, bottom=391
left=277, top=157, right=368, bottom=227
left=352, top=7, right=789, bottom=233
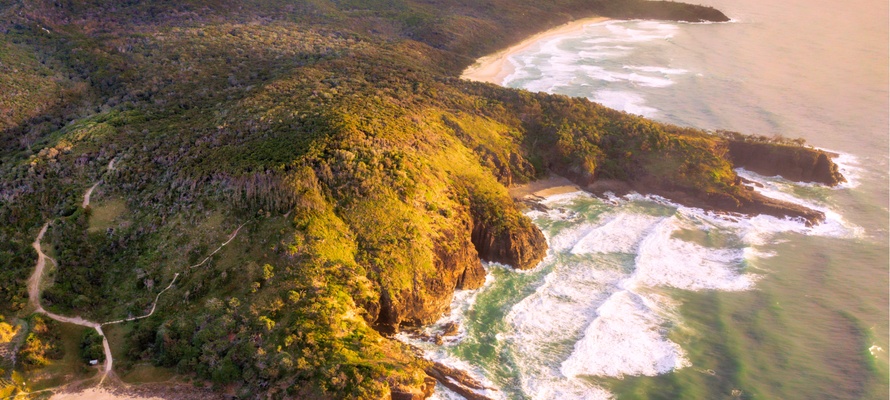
left=103, top=221, right=247, bottom=326
left=82, top=182, right=101, bottom=209
left=28, top=182, right=115, bottom=384
left=189, top=223, right=247, bottom=270
left=27, top=223, right=50, bottom=307
left=25, top=159, right=247, bottom=394
left=102, top=273, right=179, bottom=325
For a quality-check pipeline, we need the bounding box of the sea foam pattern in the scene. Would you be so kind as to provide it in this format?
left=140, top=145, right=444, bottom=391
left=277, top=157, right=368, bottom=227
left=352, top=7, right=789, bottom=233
left=503, top=173, right=863, bottom=398
left=505, top=196, right=756, bottom=399
left=410, top=170, right=861, bottom=399
left=504, top=20, right=685, bottom=117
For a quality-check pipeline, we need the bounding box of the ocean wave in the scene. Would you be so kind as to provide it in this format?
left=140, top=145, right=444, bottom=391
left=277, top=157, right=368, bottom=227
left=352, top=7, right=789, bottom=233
left=590, top=90, right=658, bottom=117
left=560, top=290, right=688, bottom=378
left=734, top=168, right=864, bottom=239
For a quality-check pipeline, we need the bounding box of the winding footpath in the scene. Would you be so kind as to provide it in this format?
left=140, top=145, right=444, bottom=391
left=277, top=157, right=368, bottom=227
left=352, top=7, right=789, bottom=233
left=25, top=158, right=121, bottom=386
left=102, top=222, right=247, bottom=326
left=24, top=157, right=249, bottom=393
left=28, top=196, right=114, bottom=384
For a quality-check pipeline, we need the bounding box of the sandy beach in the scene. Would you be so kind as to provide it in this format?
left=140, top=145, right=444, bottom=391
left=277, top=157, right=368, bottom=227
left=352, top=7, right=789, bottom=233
left=509, top=175, right=582, bottom=200
left=460, top=16, right=609, bottom=85
left=50, top=388, right=165, bottom=400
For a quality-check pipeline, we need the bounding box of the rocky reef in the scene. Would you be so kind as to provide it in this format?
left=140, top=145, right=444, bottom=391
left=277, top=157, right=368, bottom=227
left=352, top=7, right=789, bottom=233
left=726, top=139, right=846, bottom=186
left=0, top=0, right=847, bottom=397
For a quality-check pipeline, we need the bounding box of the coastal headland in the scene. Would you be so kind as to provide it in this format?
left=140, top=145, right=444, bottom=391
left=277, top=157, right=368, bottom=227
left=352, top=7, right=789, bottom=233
left=0, top=0, right=845, bottom=398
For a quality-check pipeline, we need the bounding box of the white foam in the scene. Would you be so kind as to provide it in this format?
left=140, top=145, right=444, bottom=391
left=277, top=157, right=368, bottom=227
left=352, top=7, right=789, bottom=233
left=560, top=290, right=688, bottom=378
left=428, top=265, right=499, bottom=344
left=393, top=334, right=505, bottom=400
left=591, top=90, right=658, bottom=117
left=504, top=19, right=684, bottom=114
left=394, top=266, right=505, bottom=398
left=416, top=186, right=861, bottom=400
left=624, top=65, right=689, bottom=75
left=735, top=168, right=864, bottom=238
left=548, top=222, right=597, bottom=253
left=630, top=217, right=754, bottom=291
left=824, top=150, right=863, bottom=189
left=505, top=258, right=626, bottom=399
left=570, top=213, right=663, bottom=254
left=538, top=190, right=592, bottom=206
left=600, top=21, right=679, bottom=43
left=506, top=197, right=759, bottom=397
left=521, top=377, right=613, bottom=400
left=429, top=383, right=469, bottom=400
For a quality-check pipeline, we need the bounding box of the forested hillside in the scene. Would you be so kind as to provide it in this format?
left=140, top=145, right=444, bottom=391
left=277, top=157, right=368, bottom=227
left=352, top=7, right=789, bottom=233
left=0, top=0, right=838, bottom=398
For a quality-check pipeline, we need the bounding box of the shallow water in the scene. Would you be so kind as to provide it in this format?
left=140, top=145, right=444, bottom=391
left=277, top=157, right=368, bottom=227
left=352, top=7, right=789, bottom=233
left=420, top=0, right=888, bottom=398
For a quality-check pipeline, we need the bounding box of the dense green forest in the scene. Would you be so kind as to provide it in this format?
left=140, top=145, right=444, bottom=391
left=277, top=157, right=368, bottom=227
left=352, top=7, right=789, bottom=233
left=0, top=0, right=839, bottom=398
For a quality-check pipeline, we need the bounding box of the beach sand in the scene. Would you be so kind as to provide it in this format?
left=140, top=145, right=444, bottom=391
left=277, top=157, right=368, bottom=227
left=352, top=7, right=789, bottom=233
left=509, top=175, right=582, bottom=200
left=50, top=388, right=165, bottom=400
left=460, top=17, right=609, bottom=85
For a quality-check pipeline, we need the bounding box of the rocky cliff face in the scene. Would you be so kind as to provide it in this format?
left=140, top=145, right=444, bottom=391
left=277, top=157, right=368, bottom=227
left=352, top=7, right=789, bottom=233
left=374, top=204, right=547, bottom=334
left=374, top=218, right=488, bottom=334
left=471, top=215, right=548, bottom=271
left=726, top=140, right=846, bottom=186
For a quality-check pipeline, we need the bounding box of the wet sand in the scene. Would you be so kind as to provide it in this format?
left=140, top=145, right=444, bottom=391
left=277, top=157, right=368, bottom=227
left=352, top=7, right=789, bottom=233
left=460, top=17, right=609, bottom=85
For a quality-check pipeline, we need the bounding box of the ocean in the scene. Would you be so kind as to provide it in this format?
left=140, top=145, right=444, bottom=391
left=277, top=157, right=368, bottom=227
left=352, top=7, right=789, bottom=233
left=404, top=0, right=889, bottom=398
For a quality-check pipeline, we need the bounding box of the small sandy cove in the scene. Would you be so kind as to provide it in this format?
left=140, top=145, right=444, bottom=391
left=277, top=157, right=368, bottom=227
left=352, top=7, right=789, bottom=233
left=509, top=175, right=582, bottom=200
left=460, top=16, right=609, bottom=85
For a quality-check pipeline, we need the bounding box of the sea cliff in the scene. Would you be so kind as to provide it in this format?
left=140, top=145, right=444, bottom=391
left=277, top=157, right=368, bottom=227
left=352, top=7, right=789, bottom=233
left=727, top=139, right=845, bottom=186
left=0, top=0, right=845, bottom=398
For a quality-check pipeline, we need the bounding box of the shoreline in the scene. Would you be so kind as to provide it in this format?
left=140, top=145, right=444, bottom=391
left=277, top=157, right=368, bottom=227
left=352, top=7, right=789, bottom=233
left=509, top=175, right=582, bottom=200
left=460, top=16, right=609, bottom=85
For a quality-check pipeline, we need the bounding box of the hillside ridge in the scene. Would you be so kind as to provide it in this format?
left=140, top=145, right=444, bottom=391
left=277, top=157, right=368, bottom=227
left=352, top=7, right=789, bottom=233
left=0, top=1, right=842, bottom=397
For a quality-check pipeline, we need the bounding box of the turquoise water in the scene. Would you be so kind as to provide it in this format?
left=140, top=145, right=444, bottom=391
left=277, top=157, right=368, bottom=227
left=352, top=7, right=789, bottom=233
left=414, top=0, right=888, bottom=398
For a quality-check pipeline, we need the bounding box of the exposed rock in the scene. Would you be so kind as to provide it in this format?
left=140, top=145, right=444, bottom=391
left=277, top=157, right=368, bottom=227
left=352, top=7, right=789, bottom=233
left=374, top=213, right=487, bottom=335
left=471, top=215, right=547, bottom=270
left=425, top=361, right=496, bottom=400
left=726, top=140, right=845, bottom=185
left=440, top=321, right=459, bottom=337
left=391, top=376, right=437, bottom=400
left=376, top=198, right=548, bottom=334
left=617, top=174, right=826, bottom=226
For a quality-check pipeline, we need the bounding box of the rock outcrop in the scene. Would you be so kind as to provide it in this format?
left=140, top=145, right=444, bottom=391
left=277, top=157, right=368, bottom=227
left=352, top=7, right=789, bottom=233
left=391, top=376, right=437, bottom=400
left=471, top=215, right=547, bottom=270
left=425, top=362, right=496, bottom=400
left=374, top=220, right=488, bottom=334
left=726, top=140, right=845, bottom=186
left=587, top=175, right=828, bottom=227
left=375, top=205, right=547, bottom=334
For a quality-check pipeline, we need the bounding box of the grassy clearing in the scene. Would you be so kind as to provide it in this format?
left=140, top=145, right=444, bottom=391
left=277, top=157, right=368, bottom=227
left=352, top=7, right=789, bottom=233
left=20, top=323, right=97, bottom=392
left=120, top=364, right=177, bottom=384
left=87, top=198, right=127, bottom=233
left=103, top=323, right=177, bottom=384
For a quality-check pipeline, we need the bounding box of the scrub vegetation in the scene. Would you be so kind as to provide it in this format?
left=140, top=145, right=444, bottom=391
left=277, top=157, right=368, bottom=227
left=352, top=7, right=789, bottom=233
left=0, top=0, right=833, bottom=398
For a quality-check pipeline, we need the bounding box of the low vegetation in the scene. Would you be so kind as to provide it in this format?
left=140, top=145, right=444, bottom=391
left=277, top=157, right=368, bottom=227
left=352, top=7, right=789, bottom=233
left=0, top=0, right=818, bottom=398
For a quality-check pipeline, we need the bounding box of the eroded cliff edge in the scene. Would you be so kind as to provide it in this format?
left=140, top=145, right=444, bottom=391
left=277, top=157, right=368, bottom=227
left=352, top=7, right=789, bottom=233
left=0, top=0, right=844, bottom=397
left=724, top=136, right=845, bottom=186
